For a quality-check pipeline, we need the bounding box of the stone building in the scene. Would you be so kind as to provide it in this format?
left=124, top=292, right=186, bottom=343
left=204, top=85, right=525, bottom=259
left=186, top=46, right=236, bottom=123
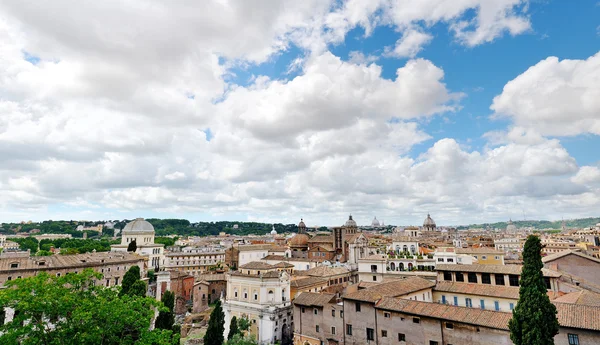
left=165, top=248, right=225, bottom=275
left=543, top=250, right=600, bottom=292
left=111, top=218, right=165, bottom=269
left=292, top=292, right=344, bottom=345
left=423, top=214, right=437, bottom=232
left=0, top=251, right=146, bottom=287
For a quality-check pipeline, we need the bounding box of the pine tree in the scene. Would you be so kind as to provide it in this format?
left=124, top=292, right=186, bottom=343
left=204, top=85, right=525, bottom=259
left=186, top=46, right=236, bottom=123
left=204, top=299, right=225, bottom=345
left=228, top=316, right=239, bottom=340
left=120, top=265, right=141, bottom=297
left=509, top=235, right=559, bottom=345
left=127, top=239, right=137, bottom=252
left=155, top=290, right=175, bottom=330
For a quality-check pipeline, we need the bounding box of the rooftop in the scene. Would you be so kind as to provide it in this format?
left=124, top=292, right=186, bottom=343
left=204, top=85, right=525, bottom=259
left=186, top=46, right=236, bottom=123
left=238, top=261, right=275, bottom=270
left=434, top=281, right=519, bottom=300
left=293, top=292, right=337, bottom=307
left=290, top=276, right=328, bottom=288
left=0, top=252, right=145, bottom=272
left=344, top=277, right=435, bottom=303
left=435, top=264, right=561, bottom=277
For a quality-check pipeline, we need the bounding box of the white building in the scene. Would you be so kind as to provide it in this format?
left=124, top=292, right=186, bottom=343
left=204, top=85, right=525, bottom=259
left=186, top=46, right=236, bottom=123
left=494, top=237, right=523, bottom=251
left=111, top=218, right=165, bottom=269
left=433, top=247, right=476, bottom=265
left=222, top=262, right=293, bottom=345
left=237, top=244, right=273, bottom=267
left=165, top=247, right=225, bottom=275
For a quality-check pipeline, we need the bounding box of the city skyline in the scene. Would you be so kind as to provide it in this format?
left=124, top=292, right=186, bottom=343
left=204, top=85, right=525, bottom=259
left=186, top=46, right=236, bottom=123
left=0, top=1, right=599, bottom=225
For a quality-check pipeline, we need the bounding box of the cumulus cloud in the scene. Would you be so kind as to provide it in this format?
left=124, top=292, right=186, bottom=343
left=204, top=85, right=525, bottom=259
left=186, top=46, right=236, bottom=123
left=491, top=52, right=600, bottom=136
left=385, top=29, right=433, bottom=58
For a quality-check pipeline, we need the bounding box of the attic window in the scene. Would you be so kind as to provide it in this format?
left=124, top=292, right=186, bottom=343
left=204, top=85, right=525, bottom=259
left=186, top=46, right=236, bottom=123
left=10, top=263, right=18, bottom=268
left=38, top=262, right=46, bottom=266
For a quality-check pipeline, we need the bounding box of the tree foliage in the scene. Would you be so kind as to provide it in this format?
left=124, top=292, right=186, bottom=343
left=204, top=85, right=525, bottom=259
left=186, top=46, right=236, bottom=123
left=228, top=316, right=239, bottom=340
left=129, top=280, right=147, bottom=298
left=155, top=291, right=175, bottom=330
left=127, top=239, right=137, bottom=252
left=237, top=316, right=250, bottom=332
left=11, top=237, right=39, bottom=253
left=120, top=265, right=141, bottom=297
left=225, top=334, right=258, bottom=345
left=39, top=238, right=119, bottom=253
left=204, top=300, right=225, bottom=345
left=509, top=235, right=559, bottom=345
left=0, top=269, right=179, bottom=345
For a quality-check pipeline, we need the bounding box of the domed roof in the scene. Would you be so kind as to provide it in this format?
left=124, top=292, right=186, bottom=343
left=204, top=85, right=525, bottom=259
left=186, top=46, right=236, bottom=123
left=423, top=214, right=436, bottom=226
left=371, top=217, right=380, bottom=227
left=123, top=218, right=154, bottom=232
left=345, top=215, right=357, bottom=227
left=270, top=224, right=277, bottom=235
left=506, top=219, right=517, bottom=231
left=289, top=233, right=310, bottom=247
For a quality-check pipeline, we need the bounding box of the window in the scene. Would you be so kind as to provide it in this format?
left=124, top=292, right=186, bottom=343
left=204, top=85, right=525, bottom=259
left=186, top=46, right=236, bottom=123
left=446, top=258, right=454, bottom=263
left=331, top=326, right=336, bottom=335
left=254, top=293, right=258, bottom=301
left=494, top=301, right=500, bottom=311
left=509, top=275, right=519, bottom=287
left=446, top=322, right=454, bottom=329
left=398, top=333, right=406, bottom=341
left=495, top=274, right=505, bottom=285
left=316, top=325, right=319, bottom=332
left=10, top=263, right=18, bottom=268
left=473, top=255, right=478, bottom=259
left=544, top=277, right=551, bottom=289
left=384, top=312, right=391, bottom=318
left=366, top=328, right=374, bottom=341
left=7, top=277, right=11, bottom=281
left=430, top=342, right=439, bottom=345
left=482, top=255, right=487, bottom=260
left=355, top=302, right=361, bottom=312
left=314, top=309, right=318, bottom=315
left=437, top=258, right=444, bottom=262
left=234, top=290, right=238, bottom=298
left=481, top=273, right=491, bottom=284
left=443, top=271, right=452, bottom=281
left=455, top=272, right=464, bottom=282
left=465, top=298, right=473, bottom=308
left=441, top=295, right=446, bottom=304
left=468, top=272, right=478, bottom=283
left=244, top=292, right=248, bottom=299
left=340, top=311, right=343, bottom=318
left=480, top=300, right=485, bottom=309
left=332, top=309, right=335, bottom=317
left=509, top=303, right=514, bottom=311
left=346, top=324, right=352, bottom=336
left=381, top=330, right=387, bottom=337
left=412, top=317, right=420, bottom=324
left=371, top=264, right=378, bottom=273
left=494, top=256, right=500, bottom=260
left=568, top=334, right=579, bottom=345
left=453, top=296, right=458, bottom=306
left=372, top=275, right=377, bottom=281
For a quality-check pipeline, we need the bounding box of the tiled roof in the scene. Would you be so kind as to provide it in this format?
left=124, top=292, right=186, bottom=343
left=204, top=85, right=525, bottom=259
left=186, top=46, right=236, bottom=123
left=238, top=261, right=275, bottom=269
left=237, top=244, right=274, bottom=252
left=542, top=250, right=600, bottom=264
left=344, top=277, right=435, bottom=302
left=196, top=273, right=226, bottom=282
left=456, top=248, right=505, bottom=255
left=309, top=244, right=334, bottom=252
left=435, top=264, right=562, bottom=277
left=376, top=298, right=512, bottom=331
left=300, top=266, right=350, bottom=277
left=360, top=254, right=386, bottom=261
left=554, top=303, right=600, bottom=331
left=291, top=276, right=328, bottom=288
left=553, top=290, right=600, bottom=307
left=0, top=251, right=144, bottom=272
left=434, top=281, right=519, bottom=299
left=273, top=262, right=295, bottom=268
left=268, top=246, right=288, bottom=252
left=262, top=254, right=286, bottom=261
left=307, top=235, right=334, bottom=243
left=293, top=292, right=336, bottom=307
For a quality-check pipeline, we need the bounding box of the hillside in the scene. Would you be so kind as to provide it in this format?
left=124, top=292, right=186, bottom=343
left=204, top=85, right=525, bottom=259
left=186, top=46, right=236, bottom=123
left=456, top=217, right=600, bottom=230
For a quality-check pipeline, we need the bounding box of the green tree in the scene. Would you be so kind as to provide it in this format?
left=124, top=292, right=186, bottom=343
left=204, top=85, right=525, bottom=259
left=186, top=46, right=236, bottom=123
left=509, top=235, right=559, bottom=345
left=155, top=290, right=175, bottom=330
left=128, top=280, right=147, bottom=298
left=237, top=316, right=250, bottom=332
left=128, top=239, right=137, bottom=252
left=204, top=299, right=225, bottom=345
left=228, top=316, right=239, bottom=340
left=120, top=265, right=141, bottom=297
left=35, top=250, right=53, bottom=256
left=0, top=269, right=179, bottom=345
left=225, top=334, right=258, bottom=345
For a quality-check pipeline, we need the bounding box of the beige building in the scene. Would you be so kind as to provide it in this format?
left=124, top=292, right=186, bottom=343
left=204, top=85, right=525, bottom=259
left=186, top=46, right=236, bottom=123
left=223, top=261, right=293, bottom=344
left=165, top=249, right=225, bottom=275
left=292, top=292, right=344, bottom=345
left=111, top=218, right=165, bottom=269
left=0, top=251, right=146, bottom=287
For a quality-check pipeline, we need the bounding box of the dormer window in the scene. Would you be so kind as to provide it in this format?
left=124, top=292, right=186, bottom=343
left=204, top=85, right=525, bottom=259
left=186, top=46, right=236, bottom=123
left=10, top=262, right=18, bottom=269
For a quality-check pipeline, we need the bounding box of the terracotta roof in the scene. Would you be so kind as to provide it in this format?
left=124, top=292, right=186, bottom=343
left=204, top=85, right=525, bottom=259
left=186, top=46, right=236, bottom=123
left=309, top=244, right=334, bottom=252
left=434, top=281, right=519, bottom=299
left=196, top=273, right=226, bottom=282
left=553, top=290, right=600, bottom=307
left=554, top=303, right=600, bottom=331
left=376, top=298, right=512, bottom=331
left=239, top=261, right=275, bottom=269
left=344, top=277, right=435, bottom=302
left=291, top=276, right=328, bottom=288
left=300, top=266, right=350, bottom=277
left=435, top=264, right=562, bottom=277
left=543, top=250, right=600, bottom=264
left=262, top=254, right=287, bottom=261
left=237, top=244, right=274, bottom=252
left=269, top=246, right=289, bottom=252
left=273, top=262, right=295, bottom=268
left=456, top=248, right=505, bottom=255
left=360, top=254, right=386, bottom=261
left=293, top=292, right=336, bottom=307
left=0, top=251, right=145, bottom=272
left=307, top=235, right=334, bottom=243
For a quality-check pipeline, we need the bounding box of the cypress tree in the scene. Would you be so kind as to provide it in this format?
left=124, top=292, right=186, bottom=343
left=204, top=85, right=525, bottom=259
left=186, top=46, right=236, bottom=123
left=228, top=316, right=239, bottom=340
left=509, top=235, right=559, bottom=345
left=155, top=290, right=175, bottom=330
left=204, top=299, right=225, bottom=345
left=120, top=265, right=141, bottom=297
left=127, top=239, right=137, bottom=252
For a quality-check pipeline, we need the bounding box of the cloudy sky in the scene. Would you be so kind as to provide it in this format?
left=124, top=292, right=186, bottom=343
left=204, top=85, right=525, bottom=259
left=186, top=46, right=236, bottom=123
left=0, top=1, right=599, bottom=226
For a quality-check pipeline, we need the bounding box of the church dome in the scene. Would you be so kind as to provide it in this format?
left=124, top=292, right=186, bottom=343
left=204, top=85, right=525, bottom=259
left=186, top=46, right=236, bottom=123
left=270, top=224, right=277, bottom=235
left=123, top=218, right=154, bottom=232
left=289, top=233, right=310, bottom=247
left=298, top=219, right=306, bottom=228
left=345, top=215, right=357, bottom=227
left=506, top=219, right=517, bottom=232
left=423, top=214, right=436, bottom=227
left=371, top=217, right=380, bottom=227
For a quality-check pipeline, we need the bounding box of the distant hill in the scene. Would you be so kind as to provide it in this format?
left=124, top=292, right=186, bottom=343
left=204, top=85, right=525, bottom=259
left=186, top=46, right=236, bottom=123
left=456, top=217, right=600, bottom=230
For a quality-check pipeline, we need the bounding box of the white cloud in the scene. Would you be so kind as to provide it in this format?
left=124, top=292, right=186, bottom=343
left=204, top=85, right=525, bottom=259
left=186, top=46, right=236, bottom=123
left=491, top=52, right=600, bottom=136
left=385, top=29, right=433, bottom=58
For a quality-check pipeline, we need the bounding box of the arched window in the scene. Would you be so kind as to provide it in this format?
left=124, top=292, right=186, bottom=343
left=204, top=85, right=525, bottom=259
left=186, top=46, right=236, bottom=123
left=403, top=245, right=408, bottom=252
left=408, top=263, right=413, bottom=270
left=410, top=245, right=416, bottom=254
left=268, top=290, right=274, bottom=302
left=399, top=263, right=404, bottom=271
left=389, top=262, right=395, bottom=271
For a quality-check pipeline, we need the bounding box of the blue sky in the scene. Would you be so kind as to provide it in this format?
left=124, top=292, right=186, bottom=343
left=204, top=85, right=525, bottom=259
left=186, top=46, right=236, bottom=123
left=0, top=1, right=599, bottom=226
